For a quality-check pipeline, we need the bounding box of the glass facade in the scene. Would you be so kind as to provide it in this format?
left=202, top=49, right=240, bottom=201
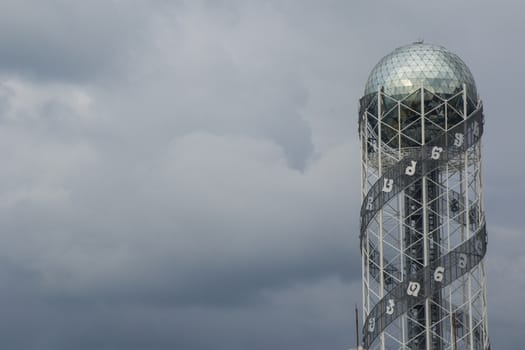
left=364, top=43, right=477, bottom=102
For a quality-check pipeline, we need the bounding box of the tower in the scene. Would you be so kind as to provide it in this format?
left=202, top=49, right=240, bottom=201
left=358, top=43, right=490, bottom=349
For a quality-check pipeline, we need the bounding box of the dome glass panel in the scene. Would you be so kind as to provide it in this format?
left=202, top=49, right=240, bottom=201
left=364, top=43, right=477, bottom=101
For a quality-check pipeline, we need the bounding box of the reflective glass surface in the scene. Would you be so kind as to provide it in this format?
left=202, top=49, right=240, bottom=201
left=364, top=43, right=477, bottom=101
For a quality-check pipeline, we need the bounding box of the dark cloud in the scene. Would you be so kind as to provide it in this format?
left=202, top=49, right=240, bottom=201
left=0, top=0, right=154, bottom=81
left=0, top=0, right=521, bottom=349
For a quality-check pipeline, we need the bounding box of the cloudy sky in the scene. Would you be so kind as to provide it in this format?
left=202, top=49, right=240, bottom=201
left=0, top=0, right=523, bottom=349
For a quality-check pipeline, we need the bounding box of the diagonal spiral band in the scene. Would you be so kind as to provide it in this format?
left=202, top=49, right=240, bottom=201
left=360, top=105, right=487, bottom=349
left=362, top=224, right=487, bottom=348
left=360, top=108, right=484, bottom=249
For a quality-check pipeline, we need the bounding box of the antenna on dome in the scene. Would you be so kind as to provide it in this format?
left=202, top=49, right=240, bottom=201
left=414, top=38, right=424, bottom=44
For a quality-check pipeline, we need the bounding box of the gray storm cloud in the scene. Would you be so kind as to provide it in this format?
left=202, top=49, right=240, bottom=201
left=0, top=0, right=522, bottom=349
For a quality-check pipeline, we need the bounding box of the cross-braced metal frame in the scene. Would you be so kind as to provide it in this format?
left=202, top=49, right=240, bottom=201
left=359, top=85, right=490, bottom=349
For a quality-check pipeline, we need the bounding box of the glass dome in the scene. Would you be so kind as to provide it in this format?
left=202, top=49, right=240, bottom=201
left=364, top=43, right=477, bottom=101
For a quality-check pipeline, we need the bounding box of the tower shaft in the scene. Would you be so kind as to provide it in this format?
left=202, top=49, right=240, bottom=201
left=359, top=84, right=489, bottom=349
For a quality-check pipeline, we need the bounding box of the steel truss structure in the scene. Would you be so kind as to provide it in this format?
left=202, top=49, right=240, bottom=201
left=358, top=85, right=490, bottom=349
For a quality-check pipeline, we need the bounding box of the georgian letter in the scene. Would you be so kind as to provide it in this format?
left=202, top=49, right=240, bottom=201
left=458, top=253, right=468, bottom=269
left=405, top=161, right=417, bottom=176
left=472, top=121, right=480, bottom=138
left=434, top=266, right=445, bottom=282
left=454, top=133, right=464, bottom=147
left=386, top=299, right=395, bottom=315
left=366, top=196, right=374, bottom=211
left=382, top=179, right=394, bottom=193
left=475, top=239, right=483, bottom=254
left=368, top=317, right=376, bottom=332
left=431, top=146, right=444, bottom=160
left=407, top=281, right=421, bottom=297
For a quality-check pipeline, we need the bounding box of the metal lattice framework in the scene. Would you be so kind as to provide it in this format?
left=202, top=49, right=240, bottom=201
left=358, top=84, right=490, bottom=349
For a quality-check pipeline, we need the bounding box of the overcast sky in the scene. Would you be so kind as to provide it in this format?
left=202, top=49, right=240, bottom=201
left=0, top=0, right=523, bottom=349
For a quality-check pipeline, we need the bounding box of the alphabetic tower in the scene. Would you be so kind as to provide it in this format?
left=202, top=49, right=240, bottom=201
left=358, top=43, right=490, bottom=349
